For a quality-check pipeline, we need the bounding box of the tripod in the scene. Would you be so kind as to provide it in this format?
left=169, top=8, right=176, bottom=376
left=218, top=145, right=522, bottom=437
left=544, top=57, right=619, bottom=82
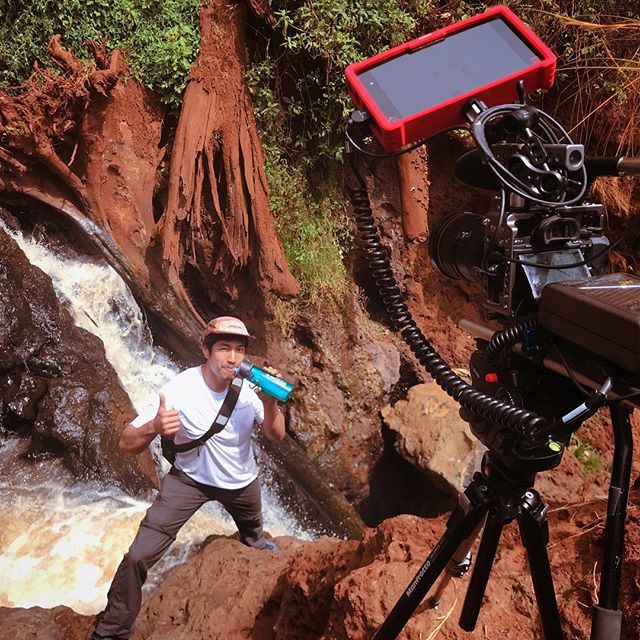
left=373, top=402, right=633, bottom=640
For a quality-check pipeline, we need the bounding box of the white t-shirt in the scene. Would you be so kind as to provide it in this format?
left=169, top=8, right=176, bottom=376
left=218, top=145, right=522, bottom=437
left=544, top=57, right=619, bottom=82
left=131, top=366, right=264, bottom=489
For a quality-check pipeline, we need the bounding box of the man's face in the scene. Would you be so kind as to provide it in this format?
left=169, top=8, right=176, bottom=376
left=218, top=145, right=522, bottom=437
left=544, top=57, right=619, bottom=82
left=202, top=338, right=247, bottom=382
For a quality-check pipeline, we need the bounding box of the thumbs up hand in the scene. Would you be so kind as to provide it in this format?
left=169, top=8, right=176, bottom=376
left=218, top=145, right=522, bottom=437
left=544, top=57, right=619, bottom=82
left=153, top=392, right=182, bottom=437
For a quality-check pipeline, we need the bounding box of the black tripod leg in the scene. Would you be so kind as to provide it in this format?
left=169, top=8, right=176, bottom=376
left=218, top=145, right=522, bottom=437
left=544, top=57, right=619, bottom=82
left=518, top=489, right=564, bottom=640
left=427, top=518, right=484, bottom=608
left=459, top=509, right=504, bottom=631
left=373, top=479, right=490, bottom=640
left=591, top=403, right=633, bottom=640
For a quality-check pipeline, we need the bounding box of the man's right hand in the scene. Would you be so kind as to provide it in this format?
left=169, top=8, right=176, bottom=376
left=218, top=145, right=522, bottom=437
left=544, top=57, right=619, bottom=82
left=153, top=393, right=182, bottom=437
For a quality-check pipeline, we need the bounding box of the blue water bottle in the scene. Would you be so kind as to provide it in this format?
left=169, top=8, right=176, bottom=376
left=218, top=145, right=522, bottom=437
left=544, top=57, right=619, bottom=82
left=234, top=360, right=295, bottom=402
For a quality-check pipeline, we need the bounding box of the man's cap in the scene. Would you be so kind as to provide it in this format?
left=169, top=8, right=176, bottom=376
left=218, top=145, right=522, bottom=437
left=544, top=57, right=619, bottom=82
left=202, top=316, right=251, bottom=342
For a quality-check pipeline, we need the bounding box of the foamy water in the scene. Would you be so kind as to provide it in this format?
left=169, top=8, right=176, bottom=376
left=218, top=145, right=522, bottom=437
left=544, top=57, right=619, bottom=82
left=0, top=479, right=250, bottom=613
left=1, top=222, right=178, bottom=410
left=0, top=222, right=312, bottom=614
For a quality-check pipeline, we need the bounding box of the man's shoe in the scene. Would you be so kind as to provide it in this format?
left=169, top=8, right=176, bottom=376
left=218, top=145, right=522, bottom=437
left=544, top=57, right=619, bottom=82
left=89, top=632, right=120, bottom=640
left=261, top=540, right=278, bottom=552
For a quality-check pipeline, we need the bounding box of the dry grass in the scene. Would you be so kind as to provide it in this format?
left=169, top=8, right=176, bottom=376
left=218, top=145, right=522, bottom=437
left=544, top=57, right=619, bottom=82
left=264, top=292, right=298, bottom=339
left=531, top=10, right=640, bottom=157
left=590, top=176, right=637, bottom=216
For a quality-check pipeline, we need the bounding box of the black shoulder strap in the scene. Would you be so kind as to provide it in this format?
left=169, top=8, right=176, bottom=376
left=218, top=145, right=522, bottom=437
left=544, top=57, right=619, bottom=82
left=172, top=376, right=244, bottom=453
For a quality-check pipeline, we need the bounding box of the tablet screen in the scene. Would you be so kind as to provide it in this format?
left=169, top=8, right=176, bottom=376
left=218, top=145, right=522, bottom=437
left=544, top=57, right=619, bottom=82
left=357, top=17, right=541, bottom=122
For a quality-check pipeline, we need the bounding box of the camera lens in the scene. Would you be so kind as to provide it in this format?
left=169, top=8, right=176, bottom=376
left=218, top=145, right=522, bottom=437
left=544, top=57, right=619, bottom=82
left=429, top=212, right=485, bottom=283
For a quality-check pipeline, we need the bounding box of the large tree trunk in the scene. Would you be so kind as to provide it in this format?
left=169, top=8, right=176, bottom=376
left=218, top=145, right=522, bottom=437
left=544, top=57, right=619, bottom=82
left=0, top=1, right=298, bottom=360
left=160, top=0, right=299, bottom=304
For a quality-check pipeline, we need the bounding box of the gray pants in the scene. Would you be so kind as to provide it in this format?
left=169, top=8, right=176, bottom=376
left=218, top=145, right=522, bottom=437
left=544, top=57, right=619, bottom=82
left=95, top=468, right=266, bottom=639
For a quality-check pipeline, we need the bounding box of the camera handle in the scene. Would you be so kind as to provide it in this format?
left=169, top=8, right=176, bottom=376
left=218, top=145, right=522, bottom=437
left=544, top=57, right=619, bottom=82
left=463, top=98, right=589, bottom=207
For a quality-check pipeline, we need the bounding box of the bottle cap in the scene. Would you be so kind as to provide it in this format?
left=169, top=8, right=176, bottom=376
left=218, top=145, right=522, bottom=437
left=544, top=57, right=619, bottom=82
left=235, top=360, right=253, bottom=377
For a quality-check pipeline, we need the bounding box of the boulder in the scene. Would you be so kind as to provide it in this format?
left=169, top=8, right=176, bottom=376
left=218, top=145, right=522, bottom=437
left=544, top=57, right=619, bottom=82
left=381, top=381, right=485, bottom=496
left=0, top=226, right=156, bottom=495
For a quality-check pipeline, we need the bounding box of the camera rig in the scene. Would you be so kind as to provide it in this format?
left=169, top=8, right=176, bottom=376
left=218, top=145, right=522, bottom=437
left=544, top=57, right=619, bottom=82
left=347, top=90, right=640, bottom=470
left=431, top=98, right=609, bottom=319
left=343, top=7, right=640, bottom=640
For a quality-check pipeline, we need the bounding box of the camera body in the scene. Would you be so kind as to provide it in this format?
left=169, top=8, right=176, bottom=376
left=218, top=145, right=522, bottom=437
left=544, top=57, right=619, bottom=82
left=431, top=189, right=611, bottom=320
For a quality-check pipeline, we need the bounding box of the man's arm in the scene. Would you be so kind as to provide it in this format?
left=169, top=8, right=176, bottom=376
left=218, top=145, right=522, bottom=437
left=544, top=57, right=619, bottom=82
left=262, top=396, right=286, bottom=441
left=256, top=365, right=287, bottom=441
left=120, top=392, right=182, bottom=454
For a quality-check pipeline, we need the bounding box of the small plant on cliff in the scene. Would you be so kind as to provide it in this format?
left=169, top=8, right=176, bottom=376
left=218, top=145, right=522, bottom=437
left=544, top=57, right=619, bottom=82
left=265, top=150, right=352, bottom=304
left=570, top=435, right=604, bottom=473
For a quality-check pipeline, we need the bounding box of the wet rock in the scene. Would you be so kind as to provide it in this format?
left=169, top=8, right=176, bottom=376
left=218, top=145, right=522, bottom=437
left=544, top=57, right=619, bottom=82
left=258, top=431, right=366, bottom=540
left=362, top=339, right=401, bottom=394
left=0, top=227, right=156, bottom=494
left=0, top=605, right=94, bottom=640
left=258, top=302, right=403, bottom=509
left=6, top=373, right=47, bottom=422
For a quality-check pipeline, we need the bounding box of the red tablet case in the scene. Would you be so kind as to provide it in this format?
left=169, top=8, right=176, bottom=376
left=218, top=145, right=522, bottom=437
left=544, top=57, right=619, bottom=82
left=345, top=5, right=556, bottom=151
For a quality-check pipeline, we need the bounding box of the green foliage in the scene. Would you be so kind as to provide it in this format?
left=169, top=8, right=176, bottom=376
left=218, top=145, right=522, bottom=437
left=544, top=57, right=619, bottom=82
left=0, top=0, right=200, bottom=106
left=246, top=0, right=639, bottom=162
left=128, top=0, right=201, bottom=104
left=265, top=149, right=352, bottom=302
left=246, top=0, right=638, bottom=302
left=245, top=0, right=456, bottom=302
left=246, top=0, right=442, bottom=163
left=570, top=435, right=604, bottom=473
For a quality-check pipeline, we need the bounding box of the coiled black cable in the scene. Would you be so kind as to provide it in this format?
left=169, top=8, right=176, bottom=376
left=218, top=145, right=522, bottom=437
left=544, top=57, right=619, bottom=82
left=486, top=319, right=538, bottom=362
left=347, top=153, right=547, bottom=436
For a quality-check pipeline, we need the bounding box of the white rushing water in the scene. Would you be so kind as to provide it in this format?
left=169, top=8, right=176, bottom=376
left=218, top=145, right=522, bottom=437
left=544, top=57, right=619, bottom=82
left=0, top=222, right=311, bottom=614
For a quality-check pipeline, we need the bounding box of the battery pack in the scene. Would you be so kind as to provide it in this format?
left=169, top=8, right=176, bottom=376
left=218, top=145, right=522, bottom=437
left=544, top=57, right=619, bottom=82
left=539, top=273, right=640, bottom=375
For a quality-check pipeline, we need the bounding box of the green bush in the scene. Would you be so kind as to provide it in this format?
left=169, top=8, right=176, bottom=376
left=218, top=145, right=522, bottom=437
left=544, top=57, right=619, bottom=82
left=246, top=0, right=638, bottom=163
left=265, top=149, right=352, bottom=302
left=246, top=0, right=440, bottom=163
left=0, top=0, right=200, bottom=106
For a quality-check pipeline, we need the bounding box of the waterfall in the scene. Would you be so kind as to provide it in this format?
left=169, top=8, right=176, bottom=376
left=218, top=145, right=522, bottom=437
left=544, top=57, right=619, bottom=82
left=0, top=223, right=312, bottom=615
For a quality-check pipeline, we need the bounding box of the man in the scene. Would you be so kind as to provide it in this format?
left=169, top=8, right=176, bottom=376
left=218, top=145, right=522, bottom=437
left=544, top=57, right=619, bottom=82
left=90, top=316, right=286, bottom=640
